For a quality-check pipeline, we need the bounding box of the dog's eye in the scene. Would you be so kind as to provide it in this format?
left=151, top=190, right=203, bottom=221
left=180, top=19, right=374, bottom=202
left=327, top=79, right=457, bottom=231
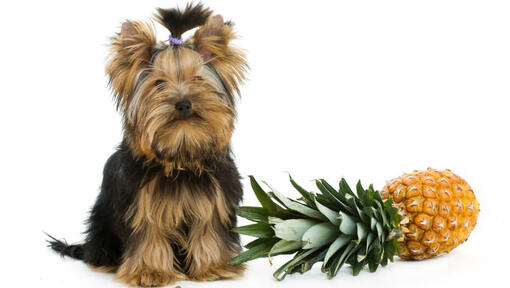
left=155, top=79, right=165, bottom=87
left=192, top=76, right=203, bottom=81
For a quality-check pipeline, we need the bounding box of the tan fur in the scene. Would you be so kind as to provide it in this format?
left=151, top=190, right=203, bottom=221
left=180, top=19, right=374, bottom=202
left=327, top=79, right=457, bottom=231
left=129, top=48, right=235, bottom=175
left=186, top=217, right=245, bottom=281
left=106, top=21, right=156, bottom=107
left=184, top=176, right=244, bottom=280
left=109, top=43, right=237, bottom=175
left=115, top=225, right=186, bottom=286
left=118, top=173, right=241, bottom=286
left=192, top=15, right=248, bottom=97
left=87, top=264, right=117, bottom=273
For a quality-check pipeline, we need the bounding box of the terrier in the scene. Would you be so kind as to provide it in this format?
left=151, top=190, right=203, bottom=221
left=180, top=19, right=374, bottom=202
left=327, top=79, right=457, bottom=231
left=47, top=3, right=247, bottom=286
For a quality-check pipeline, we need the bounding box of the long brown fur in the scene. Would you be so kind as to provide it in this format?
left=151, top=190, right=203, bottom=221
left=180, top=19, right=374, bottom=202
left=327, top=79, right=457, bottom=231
left=192, top=15, right=248, bottom=99
left=116, top=174, right=244, bottom=285
left=106, top=21, right=156, bottom=108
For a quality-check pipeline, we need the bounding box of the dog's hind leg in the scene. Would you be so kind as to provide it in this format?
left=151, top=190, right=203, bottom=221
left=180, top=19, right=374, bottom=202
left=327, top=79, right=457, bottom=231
left=81, top=148, right=140, bottom=271
left=46, top=198, right=122, bottom=271
left=83, top=204, right=122, bottom=270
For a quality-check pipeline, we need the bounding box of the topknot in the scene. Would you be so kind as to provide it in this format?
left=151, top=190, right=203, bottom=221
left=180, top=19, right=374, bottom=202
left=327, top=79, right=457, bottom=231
left=155, top=2, right=212, bottom=39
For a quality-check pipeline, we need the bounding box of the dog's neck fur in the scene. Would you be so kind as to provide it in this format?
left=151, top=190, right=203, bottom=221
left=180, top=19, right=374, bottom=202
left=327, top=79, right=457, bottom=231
left=123, top=138, right=228, bottom=176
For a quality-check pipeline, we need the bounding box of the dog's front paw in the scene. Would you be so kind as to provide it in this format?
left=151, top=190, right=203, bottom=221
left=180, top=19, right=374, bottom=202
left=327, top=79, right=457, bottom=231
left=116, top=265, right=185, bottom=287
left=189, top=263, right=245, bottom=281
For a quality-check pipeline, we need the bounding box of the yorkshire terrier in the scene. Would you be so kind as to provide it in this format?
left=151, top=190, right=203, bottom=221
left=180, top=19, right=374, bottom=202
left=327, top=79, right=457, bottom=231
left=47, top=3, right=247, bottom=286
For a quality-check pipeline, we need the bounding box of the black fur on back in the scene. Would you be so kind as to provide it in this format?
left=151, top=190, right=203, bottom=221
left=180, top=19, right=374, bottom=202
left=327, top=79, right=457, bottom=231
left=155, top=2, right=212, bottom=38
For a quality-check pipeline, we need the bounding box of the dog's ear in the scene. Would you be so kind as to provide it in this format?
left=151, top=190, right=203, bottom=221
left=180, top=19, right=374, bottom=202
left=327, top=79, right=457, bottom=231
left=106, top=21, right=156, bottom=108
left=193, top=15, right=247, bottom=97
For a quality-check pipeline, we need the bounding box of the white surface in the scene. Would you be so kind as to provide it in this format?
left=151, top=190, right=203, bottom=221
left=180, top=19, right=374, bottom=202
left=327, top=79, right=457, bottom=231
left=1, top=0, right=508, bottom=287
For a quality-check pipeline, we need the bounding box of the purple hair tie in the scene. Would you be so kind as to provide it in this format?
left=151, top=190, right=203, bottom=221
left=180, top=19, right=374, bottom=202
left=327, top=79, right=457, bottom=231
left=169, top=34, right=183, bottom=46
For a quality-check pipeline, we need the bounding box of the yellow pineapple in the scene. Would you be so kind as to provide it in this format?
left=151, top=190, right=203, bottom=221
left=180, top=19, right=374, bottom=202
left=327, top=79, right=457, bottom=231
left=380, top=168, right=479, bottom=260
left=230, top=168, right=480, bottom=279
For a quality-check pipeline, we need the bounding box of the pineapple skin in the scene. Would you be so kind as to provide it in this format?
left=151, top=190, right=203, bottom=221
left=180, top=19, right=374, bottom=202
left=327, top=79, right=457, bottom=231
left=381, top=168, right=479, bottom=260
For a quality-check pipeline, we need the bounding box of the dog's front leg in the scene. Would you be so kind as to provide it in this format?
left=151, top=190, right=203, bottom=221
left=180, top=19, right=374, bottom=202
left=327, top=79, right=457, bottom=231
left=186, top=219, right=245, bottom=281
left=115, top=227, right=185, bottom=287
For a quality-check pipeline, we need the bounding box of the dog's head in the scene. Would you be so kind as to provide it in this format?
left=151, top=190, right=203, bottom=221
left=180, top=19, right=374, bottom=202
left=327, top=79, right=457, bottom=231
left=106, top=3, right=247, bottom=173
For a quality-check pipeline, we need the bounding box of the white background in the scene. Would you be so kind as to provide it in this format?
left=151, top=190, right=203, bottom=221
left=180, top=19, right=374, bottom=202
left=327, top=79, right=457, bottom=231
left=1, top=0, right=508, bottom=287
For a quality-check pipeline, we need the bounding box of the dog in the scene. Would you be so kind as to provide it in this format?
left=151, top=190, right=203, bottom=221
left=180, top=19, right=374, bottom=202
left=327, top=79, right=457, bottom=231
left=47, top=3, right=247, bottom=286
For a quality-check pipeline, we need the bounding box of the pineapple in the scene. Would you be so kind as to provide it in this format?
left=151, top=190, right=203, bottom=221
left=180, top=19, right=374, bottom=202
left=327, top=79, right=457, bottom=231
left=229, top=168, right=479, bottom=280
left=380, top=168, right=479, bottom=260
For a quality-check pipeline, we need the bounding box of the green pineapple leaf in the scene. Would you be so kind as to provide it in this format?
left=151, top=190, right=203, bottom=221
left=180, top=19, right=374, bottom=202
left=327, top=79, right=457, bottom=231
left=232, top=176, right=402, bottom=280
left=229, top=238, right=279, bottom=265
left=238, top=206, right=268, bottom=223
left=289, top=174, right=316, bottom=207
left=249, top=175, right=279, bottom=214
left=233, top=223, right=274, bottom=238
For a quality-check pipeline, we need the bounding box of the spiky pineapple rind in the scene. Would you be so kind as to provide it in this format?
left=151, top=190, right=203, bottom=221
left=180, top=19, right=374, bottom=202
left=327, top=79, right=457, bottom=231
left=381, top=168, right=479, bottom=260
left=230, top=176, right=402, bottom=280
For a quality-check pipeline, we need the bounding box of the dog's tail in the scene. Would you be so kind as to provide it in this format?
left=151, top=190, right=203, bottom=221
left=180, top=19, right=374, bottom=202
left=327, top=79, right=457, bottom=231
left=45, top=233, right=84, bottom=260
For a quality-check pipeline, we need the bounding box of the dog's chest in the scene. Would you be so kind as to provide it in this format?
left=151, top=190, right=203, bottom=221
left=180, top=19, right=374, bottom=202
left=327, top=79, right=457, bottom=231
left=126, top=172, right=230, bottom=232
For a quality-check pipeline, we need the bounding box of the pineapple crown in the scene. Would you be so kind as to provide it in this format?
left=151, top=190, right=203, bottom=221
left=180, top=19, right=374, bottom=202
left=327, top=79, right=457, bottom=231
left=230, top=175, right=402, bottom=280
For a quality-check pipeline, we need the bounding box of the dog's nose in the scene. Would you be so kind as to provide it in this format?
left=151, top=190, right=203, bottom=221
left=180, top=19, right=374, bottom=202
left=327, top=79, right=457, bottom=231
left=175, top=100, right=192, bottom=119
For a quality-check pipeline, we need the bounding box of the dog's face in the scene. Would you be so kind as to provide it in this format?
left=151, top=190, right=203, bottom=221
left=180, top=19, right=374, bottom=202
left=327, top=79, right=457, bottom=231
left=136, top=47, right=234, bottom=163
left=106, top=13, right=246, bottom=173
